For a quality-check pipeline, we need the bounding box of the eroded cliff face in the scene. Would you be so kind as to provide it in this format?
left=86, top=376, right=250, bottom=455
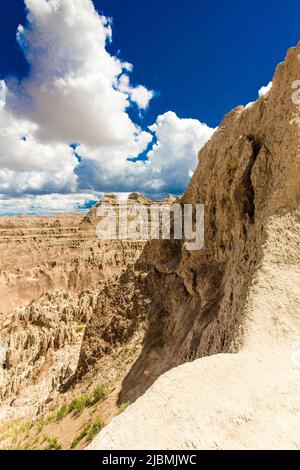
left=78, top=43, right=300, bottom=408
left=0, top=212, right=142, bottom=317
left=0, top=290, right=95, bottom=420
left=87, top=42, right=300, bottom=450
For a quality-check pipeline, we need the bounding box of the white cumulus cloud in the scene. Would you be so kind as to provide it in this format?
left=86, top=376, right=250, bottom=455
left=145, top=112, right=215, bottom=194
left=0, top=80, right=78, bottom=195
left=258, top=81, right=272, bottom=97
left=75, top=111, right=215, bottom=196
left=0, top=0, right=215, bottom=213
left=11, top=0, right=153, bottom=148
left=245, top=81, right=273, bottom=108
left=0, top=192, right=103, bottom=215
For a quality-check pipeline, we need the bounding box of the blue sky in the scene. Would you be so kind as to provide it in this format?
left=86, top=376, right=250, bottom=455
left=0, top=0, right=299, bottom=214
left=2, top=0, right=300, bottom=127
left=100, top=0, right=300, bottom=127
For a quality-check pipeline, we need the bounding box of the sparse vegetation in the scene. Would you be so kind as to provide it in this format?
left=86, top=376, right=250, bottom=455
left=68, top=394, right=91, bottom=414
left=70, top=417, right=104, bottom=449
left=0, top=420, right=41, bottom=450
left=44, top=435, right=62, bottom=450
left=70, top=429, right=87, bottom=450
left=86, top=417, right=104, bottom=440
left=55, top=383, right=109, bottom=421
left=92, top=383, right=109, bottom=404
left=36, top=418, right=45, bottom=433
left=55, top=403, right=69, bottom=421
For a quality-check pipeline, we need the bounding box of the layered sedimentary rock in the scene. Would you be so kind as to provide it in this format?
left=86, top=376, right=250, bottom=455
left=0, top=199, right=145, bottom=422
left=0, top=212, right=142, bottom=317
left=0, top=192, right=177, bottom=425
left=88, top=43, right=300, bottom=449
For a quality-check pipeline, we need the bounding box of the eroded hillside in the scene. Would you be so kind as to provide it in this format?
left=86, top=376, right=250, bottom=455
left=1, top=42, right=300, bottom=450
left=87, top=42, right=300, bottom=449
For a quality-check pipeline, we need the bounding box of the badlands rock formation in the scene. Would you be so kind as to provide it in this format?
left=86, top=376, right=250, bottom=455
left=0, top=212, right=141, bottom=316
left=89, top=42, right=300, bottom=449
left=0, top=192, right=176, bottom=443
left=1, top=42, right=299, bottom=450
left=0, top=202, right=145, bottom=423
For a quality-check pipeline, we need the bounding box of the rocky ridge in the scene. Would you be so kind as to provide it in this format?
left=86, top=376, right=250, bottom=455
left=88, top=42, right=300, bottom=449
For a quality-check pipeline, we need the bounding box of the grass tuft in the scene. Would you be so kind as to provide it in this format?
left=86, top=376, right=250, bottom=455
left=43, top=436, right=62, bottom=451
left=68, top=395, right=91, bottom=414
left=55, top=383, right=109, bottom=421
left=91, top=383, right=109, bottom=404
left=70, top=417, right=104, bottom=449
left=55, top=404, right=69, bottom=421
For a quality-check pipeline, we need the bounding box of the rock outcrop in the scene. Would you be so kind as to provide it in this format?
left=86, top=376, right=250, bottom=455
left=0, top=289, right=96, bottom=419
left=88, top=43, right=300, bottom=449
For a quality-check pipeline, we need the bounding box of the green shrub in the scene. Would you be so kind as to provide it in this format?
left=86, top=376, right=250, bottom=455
left=36, top=419, right=45, bottom=433
left=70, top=417, right=104, bottom=449
left=91, top=383, right=109, bottom=404
left=71, top=430, right=86, bottom=450
left=86, top=417, right=103, bottom=440
left=44, top=436, right=62, bottom=451
left=68, top=395, right=91, bottom=414
left=54, top=383, right=110, bottom=423
left=55, top=404, right=69, bottom=421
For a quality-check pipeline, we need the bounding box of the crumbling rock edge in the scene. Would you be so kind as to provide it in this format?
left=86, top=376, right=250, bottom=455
left=88, top=42, right=300, bottom=450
